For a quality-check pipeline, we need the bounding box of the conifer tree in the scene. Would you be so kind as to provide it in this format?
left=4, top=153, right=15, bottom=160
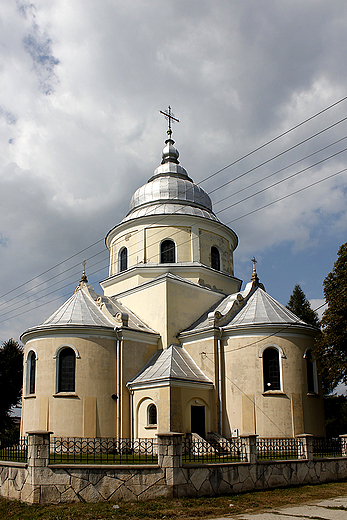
left=0, top=339, right=23, bottom=433
left=315, top=243, right=347, bottom=392
left=286, top=284, right=320, bottom=327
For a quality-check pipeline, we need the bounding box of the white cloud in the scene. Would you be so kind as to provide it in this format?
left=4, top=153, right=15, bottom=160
left=0, top=0, right=347, bottom=339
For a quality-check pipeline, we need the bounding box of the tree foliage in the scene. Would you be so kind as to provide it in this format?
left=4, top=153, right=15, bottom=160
left=324, top=394, right=347, bottom=437
left=315, top=243, right=347, bottom=392
left=286, top=284, right=320, bottom=327
left=0, top=339, right=23, bottom=432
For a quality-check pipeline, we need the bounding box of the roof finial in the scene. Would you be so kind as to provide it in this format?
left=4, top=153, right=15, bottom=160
left=160, top=106, right=179, bottom=139
left=80, top=259, right=88, bottom=283
left=250, top=256, right=259, bottom=283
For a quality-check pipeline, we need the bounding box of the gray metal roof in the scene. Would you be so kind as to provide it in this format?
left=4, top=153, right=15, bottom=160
left=128, top=344, right=213, bottom=388
left=122, top=139, right=219, bottom=223
left=227, top=287, right=307, bottom=328
left=31, top=283, right=155, bottom=333
left=183, top=284, right=308, bottom=333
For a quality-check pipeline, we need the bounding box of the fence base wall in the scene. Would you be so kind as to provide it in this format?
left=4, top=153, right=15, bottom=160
left=1, top=432, right=347, bottom=504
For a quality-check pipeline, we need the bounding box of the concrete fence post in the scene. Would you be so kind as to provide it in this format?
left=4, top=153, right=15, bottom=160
left=296, top=434, right=313, bottom=460
left=339, top=434, right=347, bottom=457
left=241, top=435, right=258, bottom=463
left=157, top=432, right=184, bottom=497
left=26, top=431, right=53, bottom=503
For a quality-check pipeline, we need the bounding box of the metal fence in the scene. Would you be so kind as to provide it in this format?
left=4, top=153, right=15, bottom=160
left=0, top=436, right=27, bottom=463
left=257, top=437, right=302, bottom=460
left=50, top=437, right=158, bottom=464
left=313, top=437, right=342, bottom=458
left=182, top=436, right=246, bottom=463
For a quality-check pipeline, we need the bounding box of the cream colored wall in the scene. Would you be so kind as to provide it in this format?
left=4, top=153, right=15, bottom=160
left=146, top=226, right=191, bottom=263
left=110, top=229, right=139, bottom=276
left=21, top=335, right=158, bottom=439
left=121, top=340, right=158, bottom=438
left=199, top=228, right=232, bottom=274
left=182, top=332, right=325, bottom=438
left=221, top=334, right=325, bottom=438
left=120, top=278, right=222, bottom=348
left=133, top=385, right=214, bottom=437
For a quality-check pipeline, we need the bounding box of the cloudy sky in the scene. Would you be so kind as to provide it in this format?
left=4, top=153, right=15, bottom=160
left=1, top=0, right=347, bottom=343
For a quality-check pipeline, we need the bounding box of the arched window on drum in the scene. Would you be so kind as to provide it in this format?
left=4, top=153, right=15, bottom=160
left=211, top=246, right=220, bottom=270
left=119, top=247, right=128, bottom=272
left=160, top=240, right=175, bottom=263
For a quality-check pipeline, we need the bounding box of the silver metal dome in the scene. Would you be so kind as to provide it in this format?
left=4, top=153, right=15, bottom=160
left=123, top=139, right=218, bottom=223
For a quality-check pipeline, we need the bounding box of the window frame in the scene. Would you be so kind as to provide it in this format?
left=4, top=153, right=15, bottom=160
left=26, top=350, right=37, bottom=395
left=160, top=239, right=176, bottom=264
left=54, top=345, right=79, bottom=394
left=304, top=349, right=318, bottom=394
left=260, top=345, right=284, bottom=393
left=119, top=247, right=128, bottom=272
left=147, top=403, right=157, bottom=426
left=211, top=246, right=221, bottom=271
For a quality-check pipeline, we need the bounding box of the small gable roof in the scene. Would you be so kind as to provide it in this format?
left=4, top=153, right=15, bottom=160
left=127, top=344, right=213, bottom=389
left=182, top=282, right=313, bottom=335
left=21, top=282, right=156, bottom=337
left=227, top=287, right=307, bottom=328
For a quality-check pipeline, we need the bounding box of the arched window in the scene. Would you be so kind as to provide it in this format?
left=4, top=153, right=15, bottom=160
left=306, top=350, right=316, bottom=393
left=119, top=247, right=127, bottom=272
left=160, top=239, right=175, bottom=263
left=58, top=348, right=76, bottom=392
left=263, top=347, right=281, bottom=391
left=211, top=246, right=220, bottom=270
left=147, top=403, right=157, bottom=425
left=28, top=351, right=36, bottom=395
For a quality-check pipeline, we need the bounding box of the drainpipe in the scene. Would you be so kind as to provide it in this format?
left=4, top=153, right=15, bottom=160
left=129, top=388, right=134, bottom=442
left=217, top=327, right=223, bottom=436
left=115, top=327, right=122, bottom=443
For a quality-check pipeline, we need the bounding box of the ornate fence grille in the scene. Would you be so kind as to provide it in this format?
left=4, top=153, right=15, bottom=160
left=50, top=438, right=158, bottom=464
left=0, top=436, right=27, bottom=462
left=257, top=438, right=302, bottom=460
left=313, top=437, right=342, bottom=458
left=182, top=437, right=246, bottom=463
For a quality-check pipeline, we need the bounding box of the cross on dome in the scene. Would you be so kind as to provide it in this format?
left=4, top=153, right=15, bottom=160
left=160, top=106, right=179, bottom=138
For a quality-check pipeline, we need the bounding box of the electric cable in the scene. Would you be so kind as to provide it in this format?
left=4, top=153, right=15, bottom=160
left=1, top=98, right=347, bottom=315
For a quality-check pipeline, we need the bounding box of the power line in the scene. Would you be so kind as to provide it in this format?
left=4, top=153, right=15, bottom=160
left=227, top=166, right=347, bottom=224
left=197, top=95, right=347, bottom=184
left=1, top=99, right=347, bottom=314
left=214, top=135, right=347, bottom=206
left=1, top=156, right=346, bottom=322
left=218, top=145, right=347, bottom=214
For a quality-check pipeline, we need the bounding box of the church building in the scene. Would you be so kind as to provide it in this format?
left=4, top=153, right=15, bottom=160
left=20, top=115, right=325, bottom=440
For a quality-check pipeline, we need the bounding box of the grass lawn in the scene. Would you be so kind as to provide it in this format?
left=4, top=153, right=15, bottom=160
left=1, top=480, right=347, bottom=520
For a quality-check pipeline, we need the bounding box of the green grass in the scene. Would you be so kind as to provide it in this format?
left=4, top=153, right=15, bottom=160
left=1, top=480, right=347, bottom=519
left=0, top=449, right=27, bottom=463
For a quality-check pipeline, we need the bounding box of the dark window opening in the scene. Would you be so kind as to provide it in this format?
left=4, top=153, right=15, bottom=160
left=58, top=348, right=76, bottom=392
left=211, top=246, right=220, bottom=270
left=147, top=404, right=157, bottom=425
left=28, top=352, right=36, bottom=394
left=263, top=348, right=280, bottom=391
left=191, top=405, right=206, bottom=438
left=306, top=350, right=315, bottom=393
left=160, top=240, right=175, bottom=263
left=120, top=248, right=127, bottom=272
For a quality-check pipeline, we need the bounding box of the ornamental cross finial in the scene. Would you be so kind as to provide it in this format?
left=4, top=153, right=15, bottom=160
left=251, top=256, right=257, bottom=271
left=160, top=106, right=179, bottom=138
left=80, top=259, right=88, bottom=283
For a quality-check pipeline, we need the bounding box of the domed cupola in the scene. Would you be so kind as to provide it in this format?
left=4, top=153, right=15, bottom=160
left=103, top=109, right=240, bottom=300
left=122, top=137, right=218, bottom=223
